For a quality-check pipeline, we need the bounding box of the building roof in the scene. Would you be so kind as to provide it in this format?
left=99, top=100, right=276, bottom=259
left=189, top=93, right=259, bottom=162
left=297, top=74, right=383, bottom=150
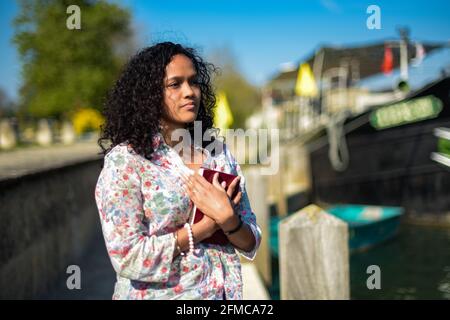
left=357, top=46, right=450, bottom=92
left=268, top=40, right=445, bottom=85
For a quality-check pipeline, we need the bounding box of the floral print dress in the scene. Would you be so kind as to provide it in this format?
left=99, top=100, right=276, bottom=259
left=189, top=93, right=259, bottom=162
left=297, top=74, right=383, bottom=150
left=94, top=133, right=262, bottom=300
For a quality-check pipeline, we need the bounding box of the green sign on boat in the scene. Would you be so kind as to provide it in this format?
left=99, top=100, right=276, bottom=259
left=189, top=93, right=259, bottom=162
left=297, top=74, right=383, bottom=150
left=370, top=95, right=443, bottom=130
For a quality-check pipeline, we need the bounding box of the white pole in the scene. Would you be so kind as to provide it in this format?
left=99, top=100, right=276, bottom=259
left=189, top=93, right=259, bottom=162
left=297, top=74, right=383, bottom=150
left=400, top=38, right=408, bottom=81
left=399, top=27, right=409, bottom=81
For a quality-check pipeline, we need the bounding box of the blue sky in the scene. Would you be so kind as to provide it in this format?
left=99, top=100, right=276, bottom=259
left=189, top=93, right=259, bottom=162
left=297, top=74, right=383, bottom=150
left=1, top=0, right=449, bottom=101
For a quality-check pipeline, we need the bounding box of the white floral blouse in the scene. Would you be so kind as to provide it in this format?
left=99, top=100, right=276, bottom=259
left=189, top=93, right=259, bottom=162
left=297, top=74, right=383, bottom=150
left=94, top=133, right=262, bottom=300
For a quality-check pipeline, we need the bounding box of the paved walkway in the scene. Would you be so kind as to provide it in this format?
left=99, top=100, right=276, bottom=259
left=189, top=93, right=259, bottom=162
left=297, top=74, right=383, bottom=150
left=242, top=263, right=271, bottom=300
left=0, top=140, right=101, bottom=180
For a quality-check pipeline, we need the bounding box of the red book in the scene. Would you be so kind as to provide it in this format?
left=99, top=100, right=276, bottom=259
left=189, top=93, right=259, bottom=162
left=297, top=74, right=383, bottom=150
left=189, top=168, right=240, bottom=245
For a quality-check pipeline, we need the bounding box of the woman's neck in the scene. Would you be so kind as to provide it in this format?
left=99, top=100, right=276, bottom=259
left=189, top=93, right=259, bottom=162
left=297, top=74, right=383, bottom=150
left=160, top=120, right=188, bottom=148
left=160, top=120, right=205, bottom=166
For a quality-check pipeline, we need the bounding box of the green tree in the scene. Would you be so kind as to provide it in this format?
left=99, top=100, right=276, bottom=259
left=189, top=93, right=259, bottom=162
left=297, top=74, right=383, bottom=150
left=0, top=88, right=10, bottom=111
left=0, top=87, right=16, bottom=117
left=13, top=0, right=133, bottom=118
left=209, top=47, right=261, bottom=129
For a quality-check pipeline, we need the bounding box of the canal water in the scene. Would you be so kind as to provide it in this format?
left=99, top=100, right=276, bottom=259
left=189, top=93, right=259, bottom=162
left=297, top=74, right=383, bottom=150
left=350, top=223, right=450, bottom=299
left=269, top=223, right=450, bottom=300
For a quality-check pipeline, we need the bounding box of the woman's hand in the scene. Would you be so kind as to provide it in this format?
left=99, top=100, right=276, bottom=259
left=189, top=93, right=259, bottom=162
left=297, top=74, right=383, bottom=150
left=196, top=214, right=221, bottom=239
left=183, top=172, right=242, bottom=227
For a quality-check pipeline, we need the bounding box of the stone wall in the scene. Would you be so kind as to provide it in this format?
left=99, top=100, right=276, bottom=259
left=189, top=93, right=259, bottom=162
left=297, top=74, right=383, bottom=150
left=0, top=158, right=103, bottom=299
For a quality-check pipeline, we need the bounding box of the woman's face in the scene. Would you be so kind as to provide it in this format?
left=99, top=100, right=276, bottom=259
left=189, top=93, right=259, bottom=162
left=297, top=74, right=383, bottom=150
left=162, top=54, right=201, bottom=128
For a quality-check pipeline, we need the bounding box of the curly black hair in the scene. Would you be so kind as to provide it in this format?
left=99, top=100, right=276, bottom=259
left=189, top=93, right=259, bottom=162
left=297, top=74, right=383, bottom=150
left=98, top=42, right=218, bottom=160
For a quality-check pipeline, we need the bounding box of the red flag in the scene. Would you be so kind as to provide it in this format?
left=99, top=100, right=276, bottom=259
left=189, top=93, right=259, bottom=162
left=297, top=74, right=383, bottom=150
left=381, top=45, right=393, bottom=75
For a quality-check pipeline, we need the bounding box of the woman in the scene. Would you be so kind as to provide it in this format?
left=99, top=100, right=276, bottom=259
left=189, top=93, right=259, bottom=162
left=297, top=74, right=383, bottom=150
left=95, top=42, right=261, bottom=300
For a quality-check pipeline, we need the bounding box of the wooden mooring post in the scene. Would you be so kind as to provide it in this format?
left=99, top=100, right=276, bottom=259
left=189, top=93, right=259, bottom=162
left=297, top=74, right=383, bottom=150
left=279, top=204, right=350, bottom=299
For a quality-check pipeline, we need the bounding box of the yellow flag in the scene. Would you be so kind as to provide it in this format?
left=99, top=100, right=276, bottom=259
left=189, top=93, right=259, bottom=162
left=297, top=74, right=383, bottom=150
left=295, top=63, right=318, bottom=97
left=214, top=91, right=234, bottom=131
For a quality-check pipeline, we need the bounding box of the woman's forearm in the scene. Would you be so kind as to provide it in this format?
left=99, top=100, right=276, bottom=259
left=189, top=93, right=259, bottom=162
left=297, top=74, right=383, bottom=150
left=173, top=221, right=215, bottom=258
left=173, top=213, right=255, bottom=258
left=220, top=214, right=256, bottom=253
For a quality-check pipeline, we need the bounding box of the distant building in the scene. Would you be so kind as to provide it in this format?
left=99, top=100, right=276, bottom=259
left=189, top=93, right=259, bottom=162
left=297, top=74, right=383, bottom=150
left=260, top=40, right=447, bottom=137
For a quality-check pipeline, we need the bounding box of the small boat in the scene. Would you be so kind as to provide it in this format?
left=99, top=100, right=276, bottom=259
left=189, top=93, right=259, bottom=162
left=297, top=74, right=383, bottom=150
left=327, top=204, right=404, bottom=252
left=269, top=204, right=404, bottom=257
left=267, top=204, right=403, bottom=299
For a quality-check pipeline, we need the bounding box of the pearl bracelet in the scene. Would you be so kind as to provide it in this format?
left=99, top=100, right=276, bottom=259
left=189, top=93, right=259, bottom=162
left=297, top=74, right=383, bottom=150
left=174, top=230, right=184, bottom=256
left=184, top=223, right=194, bottom=255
